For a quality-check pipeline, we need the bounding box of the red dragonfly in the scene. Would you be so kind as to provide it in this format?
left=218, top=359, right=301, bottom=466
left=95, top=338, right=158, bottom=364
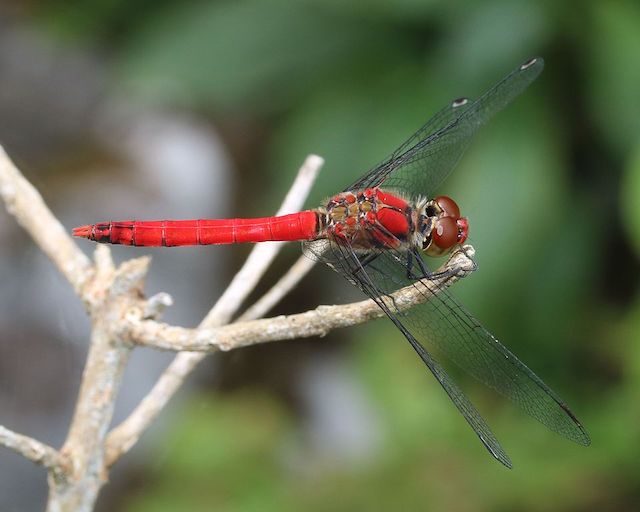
left=74, top=57, right=590, bottom=467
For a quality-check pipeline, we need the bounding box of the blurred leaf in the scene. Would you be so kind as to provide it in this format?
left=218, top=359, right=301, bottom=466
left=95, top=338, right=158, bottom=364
left=621, top=141, right=640, bottom=257
left=37, top=0, right=176, bottom=42
left=428, top=0, right=550, bottom=83
left=267, top=60, right=435, bottom=207
left=125, top=391, right=292, bottom=512
left=586, top=1, right=640, bottom=154
left=118, top=0, right=401, bottom=112
left=626, top=295, right=640, bottom=386
left=306, top=0, right=443, bottom=23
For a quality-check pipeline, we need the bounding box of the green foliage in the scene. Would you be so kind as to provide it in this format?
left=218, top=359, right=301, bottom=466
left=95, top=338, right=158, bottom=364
left=117, top=1, right=406, bottom=113
left=622, top=143, right=640, bottom=257
left=586, top=1, right=640, bottom=153
left=123, top=335, right=603, bottom=512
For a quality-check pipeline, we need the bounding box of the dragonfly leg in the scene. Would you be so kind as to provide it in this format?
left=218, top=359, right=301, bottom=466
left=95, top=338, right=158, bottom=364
left=406, top=249, right=433, bottom=280
left=346, top=250, right=403, bottom=312
left=345, top=252, right=380, bottom=285
left=407, top=247, right=472, bottom=282
left=356, top=252, right=381, bottom=270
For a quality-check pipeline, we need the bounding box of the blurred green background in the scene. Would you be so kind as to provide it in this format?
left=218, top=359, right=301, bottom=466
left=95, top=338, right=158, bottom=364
left=1, top=0, right=640, bottom=510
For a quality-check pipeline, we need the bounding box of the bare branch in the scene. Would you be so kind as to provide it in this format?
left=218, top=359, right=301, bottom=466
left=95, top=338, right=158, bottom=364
left=46, top=255, right=153, bottom=509
left=202, top=154, right=324, bottom=327
left=104, top=351, right=202, bottom=466
left=0, top=425, right=62, bottom=471
left=237, top=255, right=316, bottom=321
left=0, top=145, right=93, bottom=294
left=0, top=147, right=150, bottom=508
left=105, top=155, right=324, bottom=466
left=127, top=246, right=477, bottom=352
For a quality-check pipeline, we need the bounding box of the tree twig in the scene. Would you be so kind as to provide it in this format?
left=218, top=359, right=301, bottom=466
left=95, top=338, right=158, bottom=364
left=124, top=246, right=476, bottom=352
left=237, top=255, right=316, bottom=322
left=202, top=154, right=324, bottom=326
left=104, top=154, right=324, bottom=466
left=49, top=256, right=152, bottom=509
left=0, top=425, right=62, bottom=471
left=0, top=146, right=93, bottom=294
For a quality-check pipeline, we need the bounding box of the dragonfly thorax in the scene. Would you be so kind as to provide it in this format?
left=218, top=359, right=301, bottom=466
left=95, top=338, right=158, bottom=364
left=320, top=188, right=413, bottom=250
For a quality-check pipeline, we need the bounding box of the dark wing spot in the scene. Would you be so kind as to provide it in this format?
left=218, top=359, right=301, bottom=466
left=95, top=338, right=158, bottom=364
left=452, top=97, right=469, bottom=108
left=520, top=57, right=537, bottom=70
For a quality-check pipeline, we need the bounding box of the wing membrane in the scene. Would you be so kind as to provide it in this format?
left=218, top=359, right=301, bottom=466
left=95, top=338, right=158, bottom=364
left=346, top=58, right=544, bottom=198
left=302, top=233, right=590, bottom=466
left=304, top=238, right=513, bottom=467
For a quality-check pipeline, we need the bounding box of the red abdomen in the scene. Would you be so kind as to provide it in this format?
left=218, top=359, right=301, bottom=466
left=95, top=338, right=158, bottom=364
left=73, top=211, right=319, bottom=246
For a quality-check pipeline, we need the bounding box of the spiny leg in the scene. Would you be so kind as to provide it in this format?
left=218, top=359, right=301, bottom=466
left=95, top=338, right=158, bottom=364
left=406, top=248, right=431, bottom=280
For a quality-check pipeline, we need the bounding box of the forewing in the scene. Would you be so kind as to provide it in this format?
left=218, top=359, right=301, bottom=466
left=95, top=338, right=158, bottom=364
left=348, top=245, right=591, bottom=446
left=303, top=238, right=513, bottom=467
left=346, top=58, right=544, bottom=198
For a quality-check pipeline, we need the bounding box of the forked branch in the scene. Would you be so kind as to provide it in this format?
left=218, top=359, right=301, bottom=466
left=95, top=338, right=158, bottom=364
left=0, top=145, right=477, bottom=511
left=104, top=154, right=325, bottom=466
left=0, top=426, right=63, bottom=472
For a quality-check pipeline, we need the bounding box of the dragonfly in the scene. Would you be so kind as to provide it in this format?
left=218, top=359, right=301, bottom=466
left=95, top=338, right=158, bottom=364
left=73, top=57, right=590, bottom=468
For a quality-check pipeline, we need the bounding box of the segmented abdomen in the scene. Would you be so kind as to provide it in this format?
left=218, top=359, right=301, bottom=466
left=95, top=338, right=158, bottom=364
left=73, top=211, right=320, bottom=246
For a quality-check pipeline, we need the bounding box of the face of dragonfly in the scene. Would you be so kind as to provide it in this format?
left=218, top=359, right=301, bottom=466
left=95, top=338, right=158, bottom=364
left=418, top=195, right=469, bottom=257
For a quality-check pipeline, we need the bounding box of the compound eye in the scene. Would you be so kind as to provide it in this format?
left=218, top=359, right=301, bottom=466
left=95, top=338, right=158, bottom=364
left=434, top=195, right=461, bottom=218
left=432, top=216, right=459, bottom=250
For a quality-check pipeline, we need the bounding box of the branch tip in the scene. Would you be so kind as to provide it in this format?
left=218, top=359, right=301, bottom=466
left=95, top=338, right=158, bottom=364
left=0, top=425, right=62, bottom=471
left=144, top=292, right=173, bottom=319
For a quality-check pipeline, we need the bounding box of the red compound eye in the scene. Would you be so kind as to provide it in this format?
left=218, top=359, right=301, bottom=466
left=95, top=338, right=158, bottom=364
left=434, top=195, right=461, bottom=218
left=432, top=216, right=459, bottom=250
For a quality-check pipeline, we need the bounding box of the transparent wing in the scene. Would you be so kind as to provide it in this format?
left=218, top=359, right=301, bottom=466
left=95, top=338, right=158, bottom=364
left=304, top=238, right=512, bottom=467
left=356, top=245, right=590, bottom=445
left=303, top=232, right=590, bottom=465
left=346, top=57, right=544, bottom=198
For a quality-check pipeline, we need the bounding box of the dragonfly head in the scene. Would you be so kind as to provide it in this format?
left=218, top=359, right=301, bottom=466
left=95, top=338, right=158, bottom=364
left=420, top=195, right=468, bottom=257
